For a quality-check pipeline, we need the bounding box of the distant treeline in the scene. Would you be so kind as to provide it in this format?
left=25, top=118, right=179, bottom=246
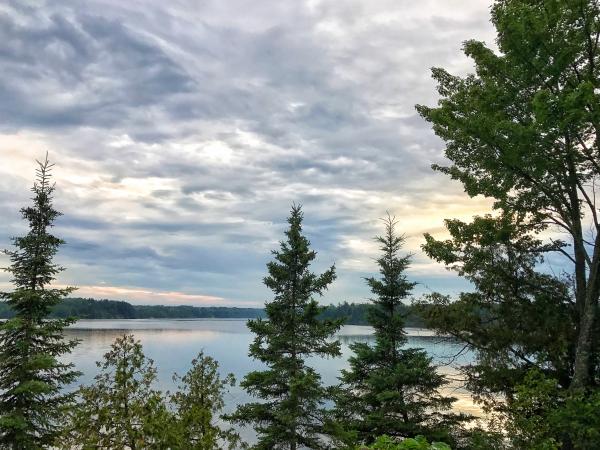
left=319, top=301, right=425, bottom=327
left=0, top=298, right=265, bottom=320
left=0, top=298, right=425, bottom=326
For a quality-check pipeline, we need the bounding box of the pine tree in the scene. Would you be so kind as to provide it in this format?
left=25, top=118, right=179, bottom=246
left=336, top=215, right=467, bottom=446
left=227, top=204, right=342, bottom=450
left=0, top=156, right=80, bottom=448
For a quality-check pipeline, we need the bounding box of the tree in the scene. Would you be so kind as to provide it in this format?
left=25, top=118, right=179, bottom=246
left=336, top=216, right=467, bottom=446
left=63, top=335, right=242, bottom=449
left=171, top=351, right=244, bottom=450
left=62, top=334, right=177, bottom=449
left=416, top=0, right=600, bottom=447
left=227, top=204, right=342, bottom=450
left=0, top=156, right=80, bottom=448
left=360, top=435, right=452, bottom=450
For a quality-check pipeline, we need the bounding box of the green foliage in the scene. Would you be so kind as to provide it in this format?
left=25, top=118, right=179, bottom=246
left=321, top=302, right=425, bottom=327
left=507, top=370, right=562, bottom=450
left=416, top=0, right=600, bottom=447
left=360, top=435, right=451, bottom=450
left=132, top=304, right=266, bottom=320
left=62, top=335, right=240, bottom=449
left=503, top=369, right=600, bottom=450
left=0, top=156, right=80, bottom=448
left=227, top=204, right=342, bottom=449
left=336, top=216, right=468, bottom=447
left=416, top=216, right=574, bottom=400
left=1, top=297, right=266, bottom=320
left=61, top=334, right=177, bottom=449
left=171, top=351, right=244, bottom=450
left=52, top=298, right=137, bottom=319
left=0, top=297, right=427, bottom=326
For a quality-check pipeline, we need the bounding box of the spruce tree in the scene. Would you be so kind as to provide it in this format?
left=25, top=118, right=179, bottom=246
left=336, top=215, right=466, bottom=446
left=0, top=156, right=80, bottom=448
left=228, top=204, right=342, bottom=450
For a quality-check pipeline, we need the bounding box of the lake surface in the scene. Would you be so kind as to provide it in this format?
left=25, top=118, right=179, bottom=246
left=64, top=319, right=480, bottom=443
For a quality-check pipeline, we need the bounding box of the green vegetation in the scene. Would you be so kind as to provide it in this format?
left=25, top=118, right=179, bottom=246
left=53, top=297, right=265, bottom=320
left=227, top=205, right=343, bottom=450
left=0, top=157, right=80, bottom=448
left=360, top=435, right=451, bottom=450
left=2, top=1, right=599, bottom=448
left=61, top=334, right=241, bottom=449
left=62, top=334, right=176, bottom=448
left=416, top=0, right=600, bottom=447
left=335, top=216, right=467, bottom=447
left=321, top=301, right=425, bottom=328
left=132, top=303, right=264, bottom=319
left=0, top=297, right=427, bottom=325
left=171, top=350, right=244, bottom=450
left=0, top=297, right=266, bottom=319
left=52, top=297, right=136, bottom=319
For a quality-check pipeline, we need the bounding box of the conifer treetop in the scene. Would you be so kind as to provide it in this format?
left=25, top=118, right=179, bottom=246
left=0, top=154, right=80, bottom=448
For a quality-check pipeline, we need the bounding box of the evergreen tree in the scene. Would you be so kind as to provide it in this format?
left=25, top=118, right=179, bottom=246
left=62, top=334, right=178, bottom=449
left=336, top=216, right=467, bottom=446
left=0, top=156, right=80, bottom=448
left=227, top=204, right=342, bottom=450
left=171, top=351, right=244, bottom=450
left=63, top=335, right=242, bottom=449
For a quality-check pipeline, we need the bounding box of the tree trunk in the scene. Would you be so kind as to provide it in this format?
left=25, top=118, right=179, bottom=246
left=571, top=244, right=600, bottom=389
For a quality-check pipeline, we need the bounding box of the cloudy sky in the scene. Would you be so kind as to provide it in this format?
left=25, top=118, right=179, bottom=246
left=0, top=0, right=497, bottom=307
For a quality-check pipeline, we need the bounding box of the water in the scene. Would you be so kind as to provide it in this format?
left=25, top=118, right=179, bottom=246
left=64, top=319, right=480, bottom=443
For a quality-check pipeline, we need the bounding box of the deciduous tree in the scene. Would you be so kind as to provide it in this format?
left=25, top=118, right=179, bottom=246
left=416, top=0, right=600, bottom=447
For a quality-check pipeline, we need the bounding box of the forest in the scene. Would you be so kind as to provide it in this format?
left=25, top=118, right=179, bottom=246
left=0, top=298, right=266, bottom=320
left=1, top=1, right=600, bottom=449
left=0, top=298, right=426, bottom=325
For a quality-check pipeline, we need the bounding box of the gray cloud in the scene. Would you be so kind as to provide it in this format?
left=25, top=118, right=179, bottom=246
left=0, top=0, right=495, bottom=305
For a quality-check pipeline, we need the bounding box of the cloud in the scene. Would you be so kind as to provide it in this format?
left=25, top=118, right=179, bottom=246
left=0, top=0, right=496, bottom=305
left=71, top=285, right=234, bottom=306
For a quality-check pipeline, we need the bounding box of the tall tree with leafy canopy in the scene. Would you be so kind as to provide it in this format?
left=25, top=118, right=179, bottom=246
left=335, top=216, right=467, bottom=447
left=0, top=156, right=80, bottom=448
left=416, top=0, right=600, bottom=447
left=227, top=204, right=342, bottom=450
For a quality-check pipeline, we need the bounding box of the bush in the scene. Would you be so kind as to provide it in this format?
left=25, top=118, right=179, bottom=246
left=360, top=435, right=451, bottom=450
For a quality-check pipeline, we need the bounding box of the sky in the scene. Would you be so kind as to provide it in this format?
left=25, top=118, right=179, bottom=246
left=0, top=0, right=498, bottom=307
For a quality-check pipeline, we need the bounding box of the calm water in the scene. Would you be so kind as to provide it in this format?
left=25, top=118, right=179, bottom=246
left=64, top=319, right=480, bottom=443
